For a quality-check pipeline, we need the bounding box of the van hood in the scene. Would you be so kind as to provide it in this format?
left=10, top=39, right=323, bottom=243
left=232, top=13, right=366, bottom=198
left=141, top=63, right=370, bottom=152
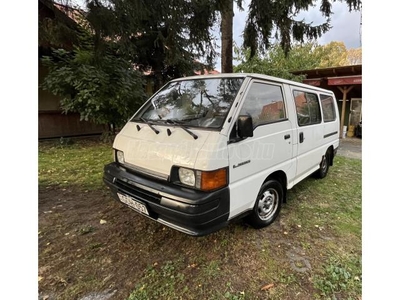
left=113, top=122, right=213, bottom=179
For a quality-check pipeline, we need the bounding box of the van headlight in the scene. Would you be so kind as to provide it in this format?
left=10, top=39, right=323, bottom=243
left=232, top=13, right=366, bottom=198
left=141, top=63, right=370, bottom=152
left=115, top=150, right=125, bottom=164
left=176, top=167, right=227, bottom=191
left=178, top=168, right=196, bottom=187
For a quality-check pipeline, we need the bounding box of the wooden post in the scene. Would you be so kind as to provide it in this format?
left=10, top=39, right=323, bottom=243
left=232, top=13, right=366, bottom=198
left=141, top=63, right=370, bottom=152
left=338, top=86, right=354, bottom=138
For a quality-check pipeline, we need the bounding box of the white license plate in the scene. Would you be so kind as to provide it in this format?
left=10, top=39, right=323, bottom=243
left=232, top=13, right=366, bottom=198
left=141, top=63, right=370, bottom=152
left=117, top=193, right=149, bottom=215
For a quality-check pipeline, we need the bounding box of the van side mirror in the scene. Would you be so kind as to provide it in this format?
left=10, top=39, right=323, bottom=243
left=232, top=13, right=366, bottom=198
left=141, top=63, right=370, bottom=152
left=237, top=115, right=253, bottom=138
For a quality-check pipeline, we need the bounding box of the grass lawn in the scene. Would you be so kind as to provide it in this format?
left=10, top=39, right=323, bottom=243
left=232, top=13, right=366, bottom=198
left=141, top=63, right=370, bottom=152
left=39, top=139, right=361, bottom=300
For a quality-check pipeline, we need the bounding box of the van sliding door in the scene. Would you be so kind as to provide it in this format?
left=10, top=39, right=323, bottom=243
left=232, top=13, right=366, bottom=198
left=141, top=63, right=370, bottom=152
left=292, top=89, right=324, bottom=180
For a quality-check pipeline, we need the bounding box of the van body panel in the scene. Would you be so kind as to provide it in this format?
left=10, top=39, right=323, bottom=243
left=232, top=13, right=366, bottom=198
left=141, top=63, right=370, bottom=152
left=227, top=155, right=297, bottom=219
left=227, top=120, right=296, bottom=218
left=194, top=133, right=229, bottom=171
left=295, top=123, right=325, bottom=179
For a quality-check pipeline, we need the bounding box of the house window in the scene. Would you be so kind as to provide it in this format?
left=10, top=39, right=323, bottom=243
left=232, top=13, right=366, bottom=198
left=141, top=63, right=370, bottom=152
left=240, top=82, right=286, bottom=128
left=320, top=94, right=336, bottom=122
left=293, top=90, right=322, bottom=126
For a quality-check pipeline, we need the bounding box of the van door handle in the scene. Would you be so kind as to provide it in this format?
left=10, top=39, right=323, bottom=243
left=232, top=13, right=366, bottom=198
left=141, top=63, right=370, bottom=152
left=299, top=132, right=304, bottom=143
left=284, top=134, right=290, bottom=140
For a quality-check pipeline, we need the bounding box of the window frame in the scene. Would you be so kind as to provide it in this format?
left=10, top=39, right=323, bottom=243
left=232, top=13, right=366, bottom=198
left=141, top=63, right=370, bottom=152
left=131, top=77, right=246, bottom=130
left=239, top=80, right=288, bottom=130
left=293, top=89, right=322, bottom=127
left=319, top=93, right=337, bottom=123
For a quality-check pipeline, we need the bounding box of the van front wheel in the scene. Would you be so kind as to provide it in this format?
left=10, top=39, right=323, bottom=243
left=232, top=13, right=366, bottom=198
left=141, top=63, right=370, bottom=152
left=247, top=180, right=283, bottom=228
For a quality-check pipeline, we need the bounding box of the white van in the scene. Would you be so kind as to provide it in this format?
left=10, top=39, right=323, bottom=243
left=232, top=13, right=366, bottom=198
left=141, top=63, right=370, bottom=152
left=103, top=73, right=339, bottom=236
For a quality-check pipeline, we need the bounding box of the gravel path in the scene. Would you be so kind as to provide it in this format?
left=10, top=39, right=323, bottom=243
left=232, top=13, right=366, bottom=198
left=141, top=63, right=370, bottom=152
left=337, top=137, right=362, bottom=160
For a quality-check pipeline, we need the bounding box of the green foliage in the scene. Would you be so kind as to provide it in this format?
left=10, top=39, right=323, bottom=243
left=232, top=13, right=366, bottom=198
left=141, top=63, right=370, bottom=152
left=234, top=42, right=322, bottom=80
left=317, top=41, right=349, bottom=67
left=41, top=44, right=146, bottom=128
left=84, top=0, right=218, bottom=87
left=222, top=282, right=246, bottom=300
left=234, top=41, right=360, bottom=79
left=127, top=260, right=186, bottom=300
left=314, top=256, right=362, bottom=299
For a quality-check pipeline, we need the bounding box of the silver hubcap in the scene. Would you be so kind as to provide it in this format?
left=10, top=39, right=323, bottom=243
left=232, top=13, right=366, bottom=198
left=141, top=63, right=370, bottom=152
left=257, top=189, right=279, bottom=221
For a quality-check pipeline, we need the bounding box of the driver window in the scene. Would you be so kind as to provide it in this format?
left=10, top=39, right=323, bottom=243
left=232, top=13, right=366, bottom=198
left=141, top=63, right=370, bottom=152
left=239, top=82, right=286, bottom=127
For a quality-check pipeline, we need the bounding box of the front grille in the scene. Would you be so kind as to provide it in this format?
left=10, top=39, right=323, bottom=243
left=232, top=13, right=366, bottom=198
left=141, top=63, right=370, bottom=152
left=123, top=163, right=169, bottom=181
left=114, top=178, right=161, bottom=204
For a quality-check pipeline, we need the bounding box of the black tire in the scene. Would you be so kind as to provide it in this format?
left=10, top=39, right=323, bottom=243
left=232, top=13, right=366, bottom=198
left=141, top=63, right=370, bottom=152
left=316, top=150, right=330, bottom=179
left=247, top=180, right=283, bottom=229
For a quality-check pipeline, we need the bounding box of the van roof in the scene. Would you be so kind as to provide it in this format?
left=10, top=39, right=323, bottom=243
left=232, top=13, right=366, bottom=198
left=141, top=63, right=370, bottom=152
left=170, top=73, right=334, bottom=94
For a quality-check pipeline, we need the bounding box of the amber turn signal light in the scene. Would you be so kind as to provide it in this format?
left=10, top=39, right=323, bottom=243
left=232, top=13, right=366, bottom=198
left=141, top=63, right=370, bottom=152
left=200, top=168, right=228, bottom=191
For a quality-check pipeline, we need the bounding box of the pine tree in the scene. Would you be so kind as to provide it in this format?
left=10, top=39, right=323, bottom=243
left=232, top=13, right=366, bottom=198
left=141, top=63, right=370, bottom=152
left=220, top=0, right=362, bottom=72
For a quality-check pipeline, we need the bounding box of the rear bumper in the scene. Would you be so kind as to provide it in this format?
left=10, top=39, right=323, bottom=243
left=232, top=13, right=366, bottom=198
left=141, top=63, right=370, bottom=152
left=103, top=162, right=230, bottom=236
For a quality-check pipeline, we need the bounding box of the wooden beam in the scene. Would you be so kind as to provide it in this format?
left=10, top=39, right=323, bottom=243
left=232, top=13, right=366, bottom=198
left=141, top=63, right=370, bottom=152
left=303, top=79, right=321, bottom=86
left=338, top=86, right=354, bottom=137
left=328, top=75, right=362, bottom=85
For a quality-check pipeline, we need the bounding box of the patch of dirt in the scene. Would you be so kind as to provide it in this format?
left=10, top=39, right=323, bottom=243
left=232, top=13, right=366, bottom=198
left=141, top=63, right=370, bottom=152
left=39, top=185, right=333, bottom=300
left=39, top=185, right=166, bottom=300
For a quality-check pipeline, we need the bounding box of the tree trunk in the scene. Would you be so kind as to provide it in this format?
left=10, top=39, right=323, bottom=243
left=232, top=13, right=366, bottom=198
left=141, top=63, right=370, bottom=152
left=221, top=0, right=233, bottom=73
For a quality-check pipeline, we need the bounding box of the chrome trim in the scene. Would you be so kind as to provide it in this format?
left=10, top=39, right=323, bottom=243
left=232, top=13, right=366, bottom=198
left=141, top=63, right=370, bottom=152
left=157, top=218, right=198, bottom=235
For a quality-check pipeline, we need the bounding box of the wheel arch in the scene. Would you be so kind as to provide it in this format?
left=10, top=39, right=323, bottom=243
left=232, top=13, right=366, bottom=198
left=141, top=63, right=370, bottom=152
left=264, top=170, right=288, bottom=203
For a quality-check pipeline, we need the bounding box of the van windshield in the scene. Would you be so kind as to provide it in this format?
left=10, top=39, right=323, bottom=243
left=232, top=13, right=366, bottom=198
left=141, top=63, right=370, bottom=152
left=133, top=77, right=245, bottom=129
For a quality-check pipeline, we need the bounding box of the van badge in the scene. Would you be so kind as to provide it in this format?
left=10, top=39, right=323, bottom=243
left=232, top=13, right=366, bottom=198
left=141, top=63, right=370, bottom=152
left=233, top=160, right=251, bottom=169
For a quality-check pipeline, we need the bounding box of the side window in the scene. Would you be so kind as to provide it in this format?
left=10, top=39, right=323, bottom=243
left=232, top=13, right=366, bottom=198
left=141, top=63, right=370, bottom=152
left=239, top=82, right=286, bottom=127
left=320, top=94, right=336, bottom=122
left=293, top=90, right=322, bottom=126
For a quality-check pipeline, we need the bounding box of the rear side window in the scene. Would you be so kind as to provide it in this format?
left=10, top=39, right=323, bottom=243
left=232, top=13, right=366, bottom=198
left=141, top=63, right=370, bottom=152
left=293, top=90, right=321, bottom=126
left=240, top=82, right=286, bottom=128
left=320, top=94, right=336, bottom=122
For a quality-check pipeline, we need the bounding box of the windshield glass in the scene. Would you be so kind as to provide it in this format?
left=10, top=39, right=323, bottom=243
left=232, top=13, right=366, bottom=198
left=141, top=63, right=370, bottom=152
left=133, top=77, right=245, bottom=129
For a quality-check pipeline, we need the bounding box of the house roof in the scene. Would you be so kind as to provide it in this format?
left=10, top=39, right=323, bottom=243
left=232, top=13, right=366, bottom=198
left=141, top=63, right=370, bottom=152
left=290, top=65, right=362, bottom=106
left=194, top=69, right=220, bottom=75
left=39, top=0, right=82, bottom=27
left=291, top=64, right=362, bottom=78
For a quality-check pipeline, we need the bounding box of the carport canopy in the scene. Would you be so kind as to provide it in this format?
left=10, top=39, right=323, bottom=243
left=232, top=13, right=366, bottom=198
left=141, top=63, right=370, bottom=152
left=291, top=65, right=362, bottom=137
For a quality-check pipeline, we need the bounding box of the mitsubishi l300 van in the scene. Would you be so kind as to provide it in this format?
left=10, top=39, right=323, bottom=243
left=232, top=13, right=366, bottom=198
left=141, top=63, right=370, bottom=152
left=103, top=73, right=339, bottom=236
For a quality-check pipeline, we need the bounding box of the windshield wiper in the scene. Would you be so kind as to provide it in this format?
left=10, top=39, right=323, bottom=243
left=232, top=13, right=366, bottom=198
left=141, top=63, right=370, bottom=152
left=140, top=117, right=160, bottom=134
left=165, top=120, right=198, bottom=140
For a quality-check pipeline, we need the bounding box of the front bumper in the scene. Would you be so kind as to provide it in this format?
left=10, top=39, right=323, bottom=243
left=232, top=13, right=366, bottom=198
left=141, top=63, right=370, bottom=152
left=103, top=162, right=230, bottom=236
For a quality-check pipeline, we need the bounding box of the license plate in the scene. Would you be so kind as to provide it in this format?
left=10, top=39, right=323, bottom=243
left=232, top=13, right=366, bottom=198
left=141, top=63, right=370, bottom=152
left=117, top=193, right=149, bottom=215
